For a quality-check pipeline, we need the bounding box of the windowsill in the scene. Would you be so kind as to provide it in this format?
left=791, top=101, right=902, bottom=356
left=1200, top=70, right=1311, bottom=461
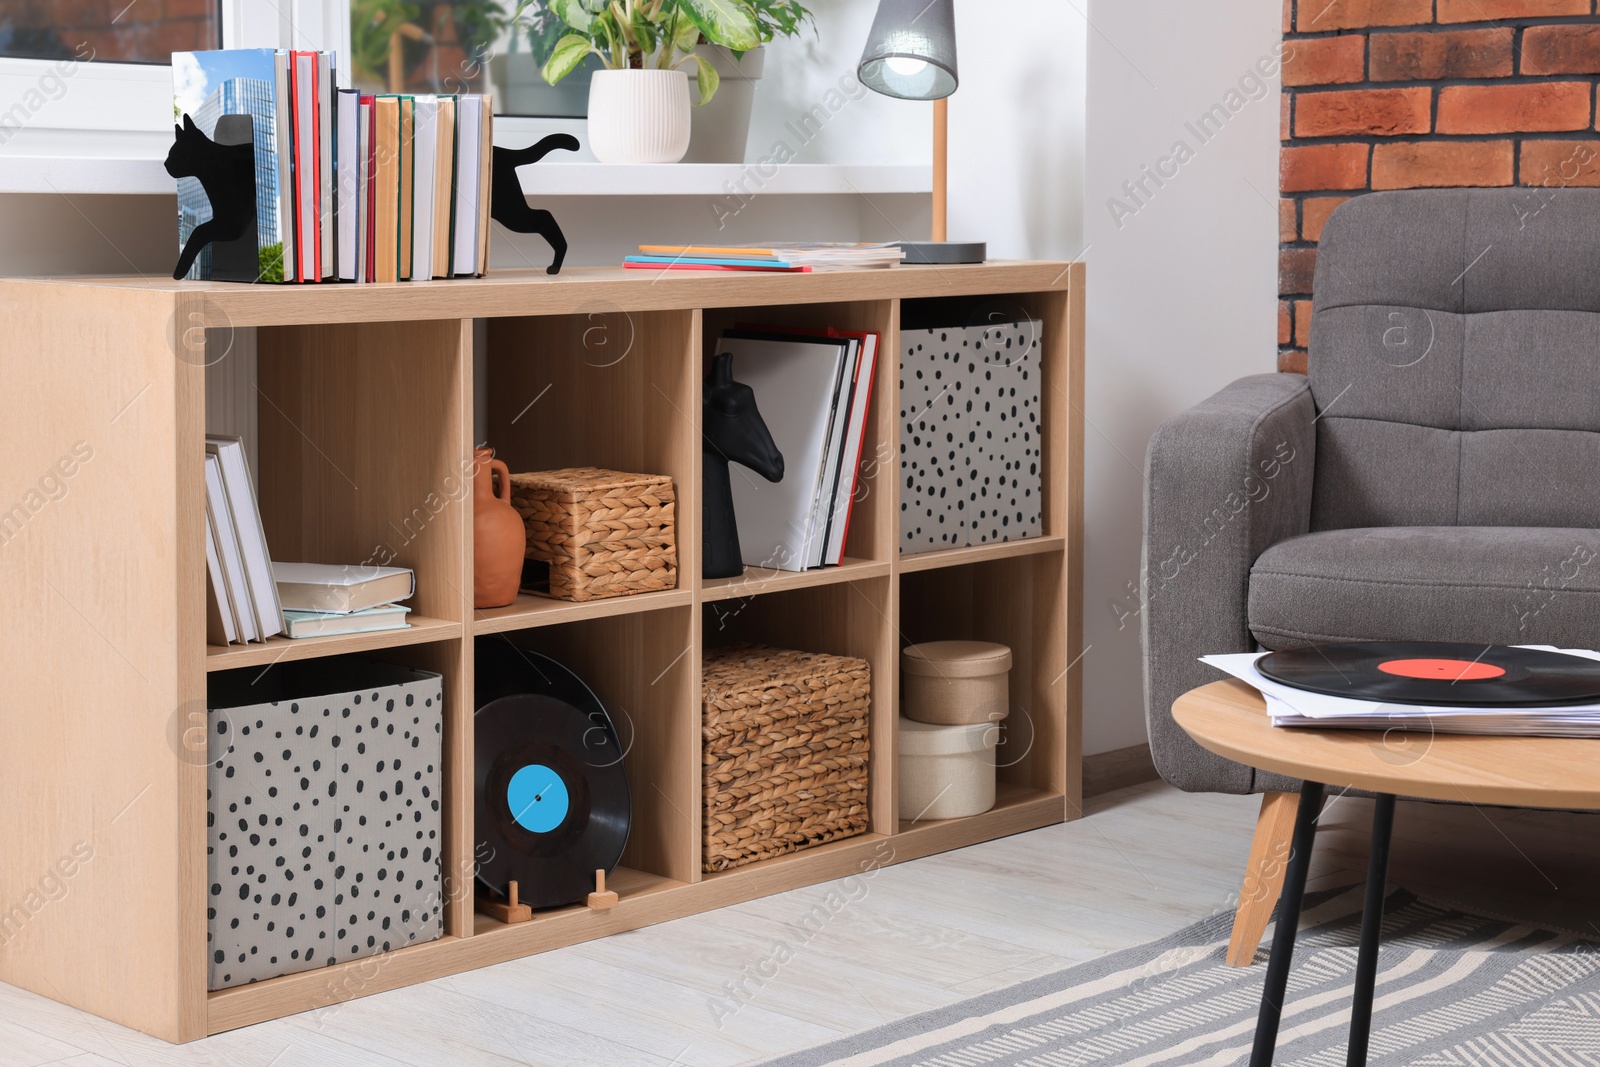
left=0, top=154, right=933, bottom=197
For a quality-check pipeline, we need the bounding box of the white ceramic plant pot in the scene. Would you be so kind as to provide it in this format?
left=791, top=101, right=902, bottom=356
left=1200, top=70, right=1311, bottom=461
left=586, top=69, right=692, bottom=164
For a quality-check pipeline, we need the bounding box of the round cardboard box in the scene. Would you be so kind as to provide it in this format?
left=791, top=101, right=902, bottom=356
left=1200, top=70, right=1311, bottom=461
left=901, top=640, right=1012, bottom=725
left=898, top=717, right=1000, bottom=820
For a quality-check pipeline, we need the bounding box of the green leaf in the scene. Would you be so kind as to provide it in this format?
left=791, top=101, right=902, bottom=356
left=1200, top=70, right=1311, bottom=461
left=685, top=52, right=720, bottom=105
left=542, top=33, right=595, bottom=83
left=671, top=10, right=702, bottom=53
left=550, top=0, right=595, bottom=32
left=677, top=0, right=760, bottom=51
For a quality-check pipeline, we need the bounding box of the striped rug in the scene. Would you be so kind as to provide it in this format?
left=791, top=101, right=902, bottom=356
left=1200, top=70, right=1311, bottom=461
left=758, top=888, right=1600, bottom=1067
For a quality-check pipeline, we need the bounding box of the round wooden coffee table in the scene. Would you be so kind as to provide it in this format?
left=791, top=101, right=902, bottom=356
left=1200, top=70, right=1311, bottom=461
left=1174, top=678, right=1600, bottom=1067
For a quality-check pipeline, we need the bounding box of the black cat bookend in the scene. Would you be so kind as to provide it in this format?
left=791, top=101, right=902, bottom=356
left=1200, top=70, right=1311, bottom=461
left=168, top=115, right=578, bottom=280
left=702, top=353, right=784, bottom=580
left=490, top=133, right=579, bottom=275
left=166, top=113, right=260, bottom=281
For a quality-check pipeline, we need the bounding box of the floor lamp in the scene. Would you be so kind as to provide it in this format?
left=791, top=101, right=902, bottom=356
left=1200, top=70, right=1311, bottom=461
left=857, top=0, right=986, bottom=264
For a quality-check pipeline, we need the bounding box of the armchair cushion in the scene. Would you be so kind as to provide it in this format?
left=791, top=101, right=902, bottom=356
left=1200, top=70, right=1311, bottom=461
left=1249, top=526, right=1600, bottom=650
left=1310, top=189, right=1600, bottom=531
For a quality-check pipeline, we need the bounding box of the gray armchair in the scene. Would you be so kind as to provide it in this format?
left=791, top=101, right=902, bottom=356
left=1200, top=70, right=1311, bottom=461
left=1143, top=187, right=1600, bottom=962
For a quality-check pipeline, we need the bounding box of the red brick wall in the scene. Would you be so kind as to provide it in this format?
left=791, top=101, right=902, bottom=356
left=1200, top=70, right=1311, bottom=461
left=1279, top=0, right=1600, bottom=373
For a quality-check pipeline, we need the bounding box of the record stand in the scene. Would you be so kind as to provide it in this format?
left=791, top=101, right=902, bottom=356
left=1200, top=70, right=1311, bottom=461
left=476, top=880, right=535, bottom=924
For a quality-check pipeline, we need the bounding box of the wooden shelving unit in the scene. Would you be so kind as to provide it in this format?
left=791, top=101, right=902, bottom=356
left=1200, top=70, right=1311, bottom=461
left=0, top=262, right=1084, bottom=1043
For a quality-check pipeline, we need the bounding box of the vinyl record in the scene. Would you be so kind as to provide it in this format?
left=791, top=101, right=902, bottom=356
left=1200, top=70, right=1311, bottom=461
left=474, top=642, right=631, bottom=907
left=1257, top=641, right=1600, bottom=708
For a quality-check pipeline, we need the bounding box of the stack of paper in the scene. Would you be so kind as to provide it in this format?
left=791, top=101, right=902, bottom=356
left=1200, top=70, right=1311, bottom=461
left=627, top=243, right=903, bottom=273
left=1203, top=648, right=1600, bottom=738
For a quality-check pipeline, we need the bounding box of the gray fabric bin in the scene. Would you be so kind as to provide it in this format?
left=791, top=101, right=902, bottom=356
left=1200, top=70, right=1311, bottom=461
left=206, top=658, right=444, bottom=990
left=900, top=318, right=1043, bottom=553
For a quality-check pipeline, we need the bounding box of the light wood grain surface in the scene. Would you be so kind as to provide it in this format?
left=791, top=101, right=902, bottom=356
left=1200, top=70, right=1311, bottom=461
left=0, top=262, right=1084, bottom=1041
left=24, top=263, right=1080, bottom=328
left=1175, top=678, right=1600, bottom=809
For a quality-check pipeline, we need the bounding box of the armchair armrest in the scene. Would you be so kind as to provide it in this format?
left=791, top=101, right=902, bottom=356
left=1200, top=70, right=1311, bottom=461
left=1141, top=373, right=1316, bottom=793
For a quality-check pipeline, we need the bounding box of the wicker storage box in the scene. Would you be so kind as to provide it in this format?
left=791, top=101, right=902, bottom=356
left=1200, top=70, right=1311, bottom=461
left=509, top=467, right=677, bottom=602
left=702, top=646, right=871, bottom=872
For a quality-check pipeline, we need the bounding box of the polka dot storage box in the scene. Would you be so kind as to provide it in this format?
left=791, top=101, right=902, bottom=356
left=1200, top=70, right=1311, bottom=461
left=205, top=659, right=444, bottom=991
left=899, top=316, right=1043, bottom=553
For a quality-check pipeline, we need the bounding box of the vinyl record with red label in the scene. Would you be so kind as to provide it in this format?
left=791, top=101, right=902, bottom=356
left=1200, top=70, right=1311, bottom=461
left=1256, top=641, right=1600, bottom=707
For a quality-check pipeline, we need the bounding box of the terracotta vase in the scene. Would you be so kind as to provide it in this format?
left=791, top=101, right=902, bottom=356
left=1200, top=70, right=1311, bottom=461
left=473, top=448, right=524, bottom=609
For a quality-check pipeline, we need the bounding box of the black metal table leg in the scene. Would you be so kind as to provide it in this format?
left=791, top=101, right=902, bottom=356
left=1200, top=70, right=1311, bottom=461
left=1249, top=780, right=1325, bottom=1067
left=1346, top=793, right=1396, bottom=1066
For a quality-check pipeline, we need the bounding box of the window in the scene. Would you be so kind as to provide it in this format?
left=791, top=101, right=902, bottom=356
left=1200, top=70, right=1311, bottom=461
left=0, top=0, right=221, bottom=64
left=347, top=0, right=595, bottom=118
left=0, top=0, right=581, bottom=169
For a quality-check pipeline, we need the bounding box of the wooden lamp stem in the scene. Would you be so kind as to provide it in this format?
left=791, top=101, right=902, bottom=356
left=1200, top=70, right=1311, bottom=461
left=932, top=98, right=949, bottom=243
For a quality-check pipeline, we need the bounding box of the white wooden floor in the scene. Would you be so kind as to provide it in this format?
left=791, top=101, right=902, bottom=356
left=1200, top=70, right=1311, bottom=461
left=3, top=781, right=1595, bottom=1067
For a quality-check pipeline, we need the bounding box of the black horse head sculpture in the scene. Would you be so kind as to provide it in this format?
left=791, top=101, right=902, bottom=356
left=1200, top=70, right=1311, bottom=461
left=702, top=353, right=784, bottom=579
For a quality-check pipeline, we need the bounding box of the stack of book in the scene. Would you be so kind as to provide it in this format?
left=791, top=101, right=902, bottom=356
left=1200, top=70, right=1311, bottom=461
left=173, top=48, right=493, bottom=284
left=202, top=434, right=416, bottom=644
left=274, top=564, right=416, bottom=639
left=625, top=243, right=903, bottom=273
left=720, top=325, right=880, bottom=573
left=204, top=436, right=283, bottom=644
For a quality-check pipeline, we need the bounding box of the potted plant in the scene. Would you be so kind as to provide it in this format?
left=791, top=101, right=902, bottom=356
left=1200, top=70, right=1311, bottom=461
left=517, top=0, right=804, bottom=164
left=686, top=0, right=814, bottom=163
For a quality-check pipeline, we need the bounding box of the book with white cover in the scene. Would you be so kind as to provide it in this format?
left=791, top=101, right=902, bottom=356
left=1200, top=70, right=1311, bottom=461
left=203, top=454, right=242, bottom=644
left=273, top=562, right=415, bottom=614
left=336, top=88, right=359, bottom=281
left=724, top=334, right=852, bottom=572
left=283, top=603, right=411, bottom=639
left=317, top=51, right=335, bottom=279
left=823, top=331, right=879, bottom=566
left=452, top=98, right=480, bottom=276
left=727, top=329, right=855, bottom=568
left=809, top=337, right=857, bottom=567
left=206, top=435, right=282, bottom=639
left=204, top=450, right=258, bottom=642
left=411, top=96, right=437, bottom=282
left=291, top=51, right=319, bottom=282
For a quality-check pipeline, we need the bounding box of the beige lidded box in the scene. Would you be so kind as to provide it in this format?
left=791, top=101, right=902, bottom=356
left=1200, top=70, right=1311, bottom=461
left=900, top=640, right=1013, bottom=725
left=899, top=718, right=1001, bottom=820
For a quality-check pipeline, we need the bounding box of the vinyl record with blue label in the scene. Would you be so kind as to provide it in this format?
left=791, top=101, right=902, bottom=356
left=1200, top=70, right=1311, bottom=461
left=474, top=641, right=631, bottom=907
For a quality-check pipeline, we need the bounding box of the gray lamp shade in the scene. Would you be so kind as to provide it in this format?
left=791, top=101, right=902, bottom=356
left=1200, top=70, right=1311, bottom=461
left=857, top=0, right=958, bottom=101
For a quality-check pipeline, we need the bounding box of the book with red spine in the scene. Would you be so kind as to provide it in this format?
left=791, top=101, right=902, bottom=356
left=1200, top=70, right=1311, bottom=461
left=290, top=51, right=321, bottom=282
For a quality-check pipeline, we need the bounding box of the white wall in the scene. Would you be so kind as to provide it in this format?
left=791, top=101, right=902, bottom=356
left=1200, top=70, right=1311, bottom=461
left=1082, top=0, right=1282, bottom=753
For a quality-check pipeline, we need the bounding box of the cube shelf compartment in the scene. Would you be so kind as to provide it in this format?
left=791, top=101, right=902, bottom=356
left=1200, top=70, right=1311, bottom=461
left=0, top=263, right=1082, bottom=1042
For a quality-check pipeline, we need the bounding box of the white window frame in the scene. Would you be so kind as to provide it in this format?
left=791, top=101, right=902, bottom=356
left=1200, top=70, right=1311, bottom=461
left=0, top=0, right=578, bottom=172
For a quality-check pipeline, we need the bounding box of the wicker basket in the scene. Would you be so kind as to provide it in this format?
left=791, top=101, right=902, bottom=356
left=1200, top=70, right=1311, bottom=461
left=702, top=645, right=871, bottom=872
left=509, top=467, right=677, bottom=602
